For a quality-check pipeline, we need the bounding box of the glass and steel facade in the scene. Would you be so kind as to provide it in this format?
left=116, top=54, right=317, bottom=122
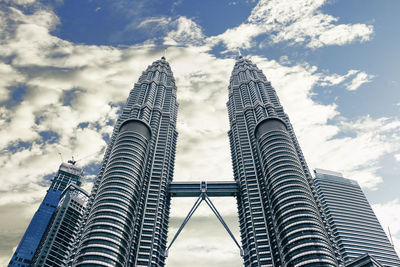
left=8, top=162, right=83, bottom=267
left=71, top=57, right=178, bottom=267
left=32, top=184, right=89, bottom=266
left=314, top=169, right=400, bottom=267
left=9, top=56, right=400, bottom=267
left=345, top=254, right=384, bottom=267
left=227, top=57, right=339, bottom=266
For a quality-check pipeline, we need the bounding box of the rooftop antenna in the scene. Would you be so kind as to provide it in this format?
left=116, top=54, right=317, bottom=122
left=388, top=226, right=394, bottom=247
left=58, top=152, right=64, bottom=163
left=162, top=48, right=167, bottom=60
left=75, top=150, right=102, bottom=164
left=68, top=156, right=76, bottom=165
left=237, top=48, right=242, bottom=59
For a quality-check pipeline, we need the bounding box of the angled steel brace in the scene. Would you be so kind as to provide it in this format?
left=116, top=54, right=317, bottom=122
left=164, top=195, right=203, bottom=256
left=164, top=192, right=243, bottom=257
left=204, top=194, right=243, bottom=256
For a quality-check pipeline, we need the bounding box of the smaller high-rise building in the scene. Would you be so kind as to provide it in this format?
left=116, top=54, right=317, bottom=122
left=314, top=169, right=400, bottom=267
left=9, top=161, right=83, bottom=267
left=346, top=254, right=384, bottom=267
left=32, top=184, right=88, bottom=266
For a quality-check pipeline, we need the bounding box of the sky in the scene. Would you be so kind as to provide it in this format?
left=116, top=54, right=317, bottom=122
left=0, top=0, right=400, bottom=266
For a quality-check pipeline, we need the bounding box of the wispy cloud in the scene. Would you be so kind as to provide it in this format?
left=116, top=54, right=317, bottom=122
left=164, top=17, right=205, bottom=46
left=4, top=0, right=36, bottom=5
left=208, top=0, right=373, bottom=51
left=319, top=69, right=375, bottom=91
left=345, top=71, right=375, bottom=91
left=373, top=199, right=400, bottom=255
left=319, top=69, right=358, bottom=87
left=137, top=16, right=171, bottom=29
left=0, top=63, right=24, bottom=102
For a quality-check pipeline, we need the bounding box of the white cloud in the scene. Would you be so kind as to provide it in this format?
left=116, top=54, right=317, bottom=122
left=303, top=115, right=400, bottom=189
left=164, top=17, right=205, bottom=46
left=210, top=0, right=373, bottom=51
left=207, top=23, right=263, bottom=50
left=395, top=154, right=400, bottom=162
left=167, top=198, right=241, bottom=266
left=279, top=55, right=291, bottom=65
left=3, top=0, right=36, bottom=5
left=0, top=7, right=152, bottom=200
left=0, top=103, right=39, bottom=147
left=318, top=69, right=375, bottom=92
left=7, top=7, right=59, bottom=31
left=0, top=62, right=24, bottom=102
left=346, top=71, right=375, bottom=91
left=166, top=46, right=234, bottom=182
left=373, top=199, right=400, bottom=256
left=138, top=16, right=171, bottom=29
left=319, top=69, right=358, bottom=87
left=313, top=23, right=373, bottom=48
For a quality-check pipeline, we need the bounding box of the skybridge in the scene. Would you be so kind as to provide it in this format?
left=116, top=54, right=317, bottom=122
left=169, top=181, right=238, bottom=197
left=166, top=181, right=243, bottom=257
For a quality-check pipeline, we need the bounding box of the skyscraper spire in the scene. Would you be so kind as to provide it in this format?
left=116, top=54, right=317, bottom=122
left=227, top=57, right=339, bottom=266
left=162, top=48, right=167, bottom=60
left=71, top=58, right=179, bottom=266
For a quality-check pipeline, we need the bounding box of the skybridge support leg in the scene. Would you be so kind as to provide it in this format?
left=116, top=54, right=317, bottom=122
left=164, top=195, right=203, bottom=257
left=164, top=192, right=243, bottom=257
left=204, top=195, right=244, bottom=256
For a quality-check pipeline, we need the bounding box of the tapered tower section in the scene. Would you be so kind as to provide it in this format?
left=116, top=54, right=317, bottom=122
left=71, top=57, right=178, bottom=267
left=9, top=161, right=83, bottom=267
left=227, top=57, right=338, bottom=266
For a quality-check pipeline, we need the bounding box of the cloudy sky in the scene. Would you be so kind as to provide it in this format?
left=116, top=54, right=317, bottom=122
left=1, top=0, right=400, bottom=266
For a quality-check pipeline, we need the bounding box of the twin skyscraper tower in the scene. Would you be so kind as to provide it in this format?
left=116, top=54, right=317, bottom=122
left=68, top=55, right=340, bottom=267
left=12, top=56, right=400, bottom=267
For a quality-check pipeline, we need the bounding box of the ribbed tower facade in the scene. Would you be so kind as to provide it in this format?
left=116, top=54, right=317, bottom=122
left=227, top=57, right=338, bottom=266
left=314, top=169, right=400, bottom=267
left=71, top=57, right=178, bottom=267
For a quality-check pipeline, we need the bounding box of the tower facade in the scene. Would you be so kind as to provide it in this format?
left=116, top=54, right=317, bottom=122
left=314, top=169, right=400, bottom=267
left=9, top=161, right=83, bottom=267
left=227, top=57, right=338, bottom=266
left=71, top=57, right=178, bottom=267
left=32, top=184, right=89, bottom=266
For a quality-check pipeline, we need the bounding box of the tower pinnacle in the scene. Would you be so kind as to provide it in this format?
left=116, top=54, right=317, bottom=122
left=237, top=48, right=242, bottom=59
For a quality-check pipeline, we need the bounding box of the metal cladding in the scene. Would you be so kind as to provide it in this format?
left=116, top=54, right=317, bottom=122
left=32, top=184, right=89, bottom=266
left=227, top=57, right=338, bottom=266
left=51, top=162, right=83, bottom=190
left=10, top=54, right=400, bottom=267
left=8, top=162, right=83, bottom=267
left=74, top=120, right=151, bottom=266
left=71, top=57, right=178, bottom=267
left=314, top=170, right=400, bottom=267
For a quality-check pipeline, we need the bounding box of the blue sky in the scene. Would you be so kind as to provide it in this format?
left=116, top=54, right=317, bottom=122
left=1, top=0, right=400, bottom=265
